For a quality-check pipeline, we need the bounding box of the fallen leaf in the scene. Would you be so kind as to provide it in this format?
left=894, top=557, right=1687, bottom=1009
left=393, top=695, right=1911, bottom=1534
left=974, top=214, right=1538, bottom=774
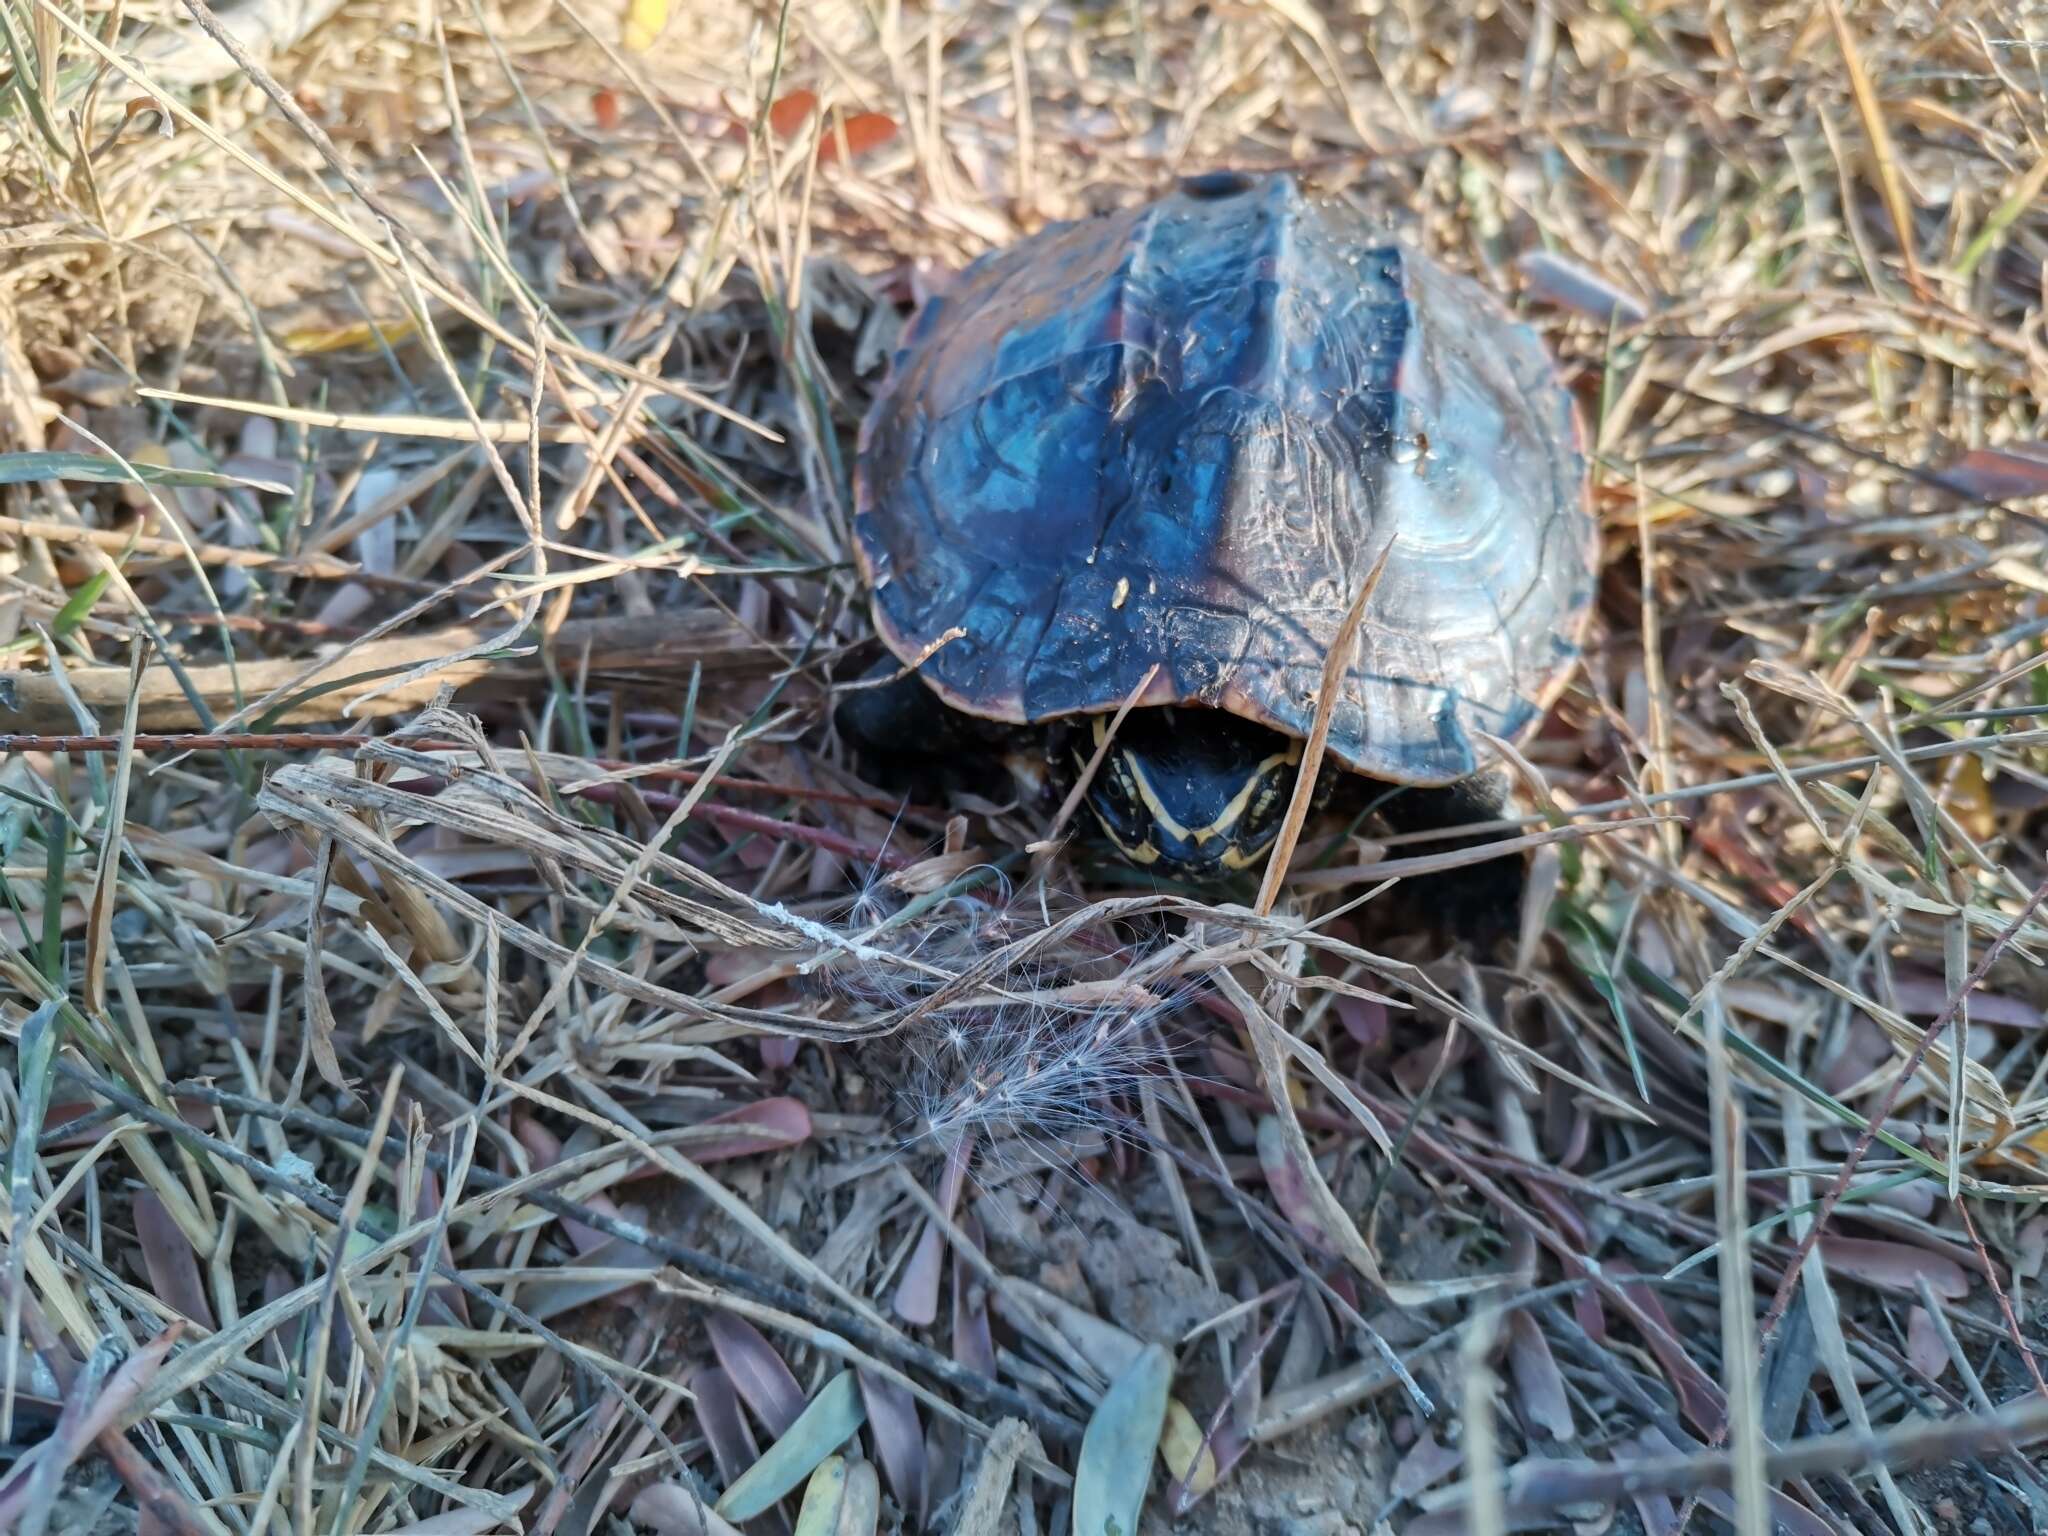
left=1157, top=1399, right=1217, bottom=1495
left=716, top=1372, right=866, bottom=1522
left=952, top=1211, right=997, bottom=1376
left=1256, top=1115, right=1333, bottom=1254
left=856, top=1371, right=925, bottom=1525
left=1944, top=444, right=2048, bottom=501
left=769, top=89, right=818, bottom=138
left=1819, top=1236, right=1970, bottom=1299
left=1073, top=1345, right=1173, bottom=1536
left=691, top=1368, right=760, bottom=1489
left=1517, top=250, right=1648, bottom=325
left=629, top=1480, right=746, bottom=1536
left=1506, top=1310, right=1575, bottom=1442
left=2018, top=1216, right=2048, bottom=1281
left=133, top=1193, right=215, bottom=1328
left=792, top=1456, right=847, bottom=1536
left=1886, top=973, right=2041, bottom=1029
left=836, top=1460, right=880, bottom=1536
left=683, top=1098, right=813, bottom=1164
left=1334, top=994, right=1388, bottom=1049
left=1906, top=1306, right=1950, bottom=1381
left=1390, top=1429, right=1463, bottom=1502
left=708, top=1313, right=806, bottom=1438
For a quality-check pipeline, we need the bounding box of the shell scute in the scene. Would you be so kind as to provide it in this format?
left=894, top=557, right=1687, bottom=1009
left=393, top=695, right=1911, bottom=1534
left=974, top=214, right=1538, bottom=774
left=854, top=173, right=1596, bottom=784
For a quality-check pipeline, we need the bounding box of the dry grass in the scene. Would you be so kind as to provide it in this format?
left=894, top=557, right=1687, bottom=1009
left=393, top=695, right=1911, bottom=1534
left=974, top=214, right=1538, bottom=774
left=2, top=0, right=2048, bottom=1532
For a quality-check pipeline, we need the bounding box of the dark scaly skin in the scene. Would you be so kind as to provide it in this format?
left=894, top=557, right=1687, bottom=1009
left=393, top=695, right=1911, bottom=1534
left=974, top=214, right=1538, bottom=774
left=1369, top=774, right=1521, bottom=945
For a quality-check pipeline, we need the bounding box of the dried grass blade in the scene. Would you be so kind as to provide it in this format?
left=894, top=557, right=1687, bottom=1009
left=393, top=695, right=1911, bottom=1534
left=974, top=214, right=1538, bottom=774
left=1822, top=0, right=1922, bottom=296
left=297, top=837, right=350, bottom=1091
left=1257, top=542, right=1390, bottom=916
left=1033, top=662, right=1162, bottom=853
left=80, top=642, right=145, bottom=1018
left=1705, top=987, right=1767, bottom=1536
left=3, top=1000, right=60, bottom=1440
left=0, top=450, right=291, bottom=493
left=327, top=1119, right=481, bottom=1535
left=1215, top=970, right=1487, bottom=1312
left=1456, top=1309, right=1507, bottom=1536
left=1957, top=150, right=2048, bottom=278
left=293, top=1071, right=406, bottom=1526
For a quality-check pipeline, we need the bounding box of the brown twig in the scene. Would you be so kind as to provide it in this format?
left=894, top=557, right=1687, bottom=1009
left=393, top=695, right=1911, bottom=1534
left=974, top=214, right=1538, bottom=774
left=1445, top=1391, right=2048, bottom=1509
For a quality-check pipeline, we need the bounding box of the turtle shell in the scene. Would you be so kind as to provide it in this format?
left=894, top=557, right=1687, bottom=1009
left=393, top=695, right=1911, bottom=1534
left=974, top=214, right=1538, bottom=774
left=853, top=172, right=1595, bottom=786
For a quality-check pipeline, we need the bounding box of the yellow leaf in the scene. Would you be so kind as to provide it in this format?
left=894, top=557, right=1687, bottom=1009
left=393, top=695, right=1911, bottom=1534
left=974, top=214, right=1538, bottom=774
left=1948, top=754, right=1996, bottom=843
left=623, top=0, right=667, bottom=53
left=282, top=317, right=421, bottom=354
left=1157, top=1398, right=1217, bottom=1493
left=1823, top=0, right=1922, bottom=296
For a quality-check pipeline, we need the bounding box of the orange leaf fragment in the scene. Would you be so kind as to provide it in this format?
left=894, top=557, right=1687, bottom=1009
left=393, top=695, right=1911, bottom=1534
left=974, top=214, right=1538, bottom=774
left=816, top=111, right=898, bottom=164
left=768, top=88, right=818, bottom=138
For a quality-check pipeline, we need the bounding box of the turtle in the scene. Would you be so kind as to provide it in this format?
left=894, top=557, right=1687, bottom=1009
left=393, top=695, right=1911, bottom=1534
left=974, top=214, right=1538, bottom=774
left=840, top=170, right=1596, bottom=903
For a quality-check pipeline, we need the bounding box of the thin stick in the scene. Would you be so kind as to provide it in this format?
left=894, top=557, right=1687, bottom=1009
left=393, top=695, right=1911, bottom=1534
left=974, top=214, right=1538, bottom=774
left=1440, top=1391, right=2048, bottom=1509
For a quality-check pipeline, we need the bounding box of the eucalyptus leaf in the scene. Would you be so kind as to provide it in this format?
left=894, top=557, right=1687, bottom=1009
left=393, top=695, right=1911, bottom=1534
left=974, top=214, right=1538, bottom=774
left=836, top=1459, right=880, bottom=1536
left=715, top=1369, right=865, bottom=1522
left=791, top=1455, right=847, bottom=1536
left=1073, top=1343, right=1173, bottom=1536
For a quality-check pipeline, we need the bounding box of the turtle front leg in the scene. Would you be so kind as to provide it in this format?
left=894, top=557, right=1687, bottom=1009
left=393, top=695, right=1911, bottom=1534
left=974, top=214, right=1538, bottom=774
left=1373, top=773, right=1521, bottom=947
left=834, top=657, right=1029, bottom=804
left=835, top=658, right=961, bottom=758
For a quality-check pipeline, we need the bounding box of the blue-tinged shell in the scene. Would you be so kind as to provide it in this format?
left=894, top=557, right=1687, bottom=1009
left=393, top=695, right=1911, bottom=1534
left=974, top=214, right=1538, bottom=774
left=853, top=172, right=1595, bottom=786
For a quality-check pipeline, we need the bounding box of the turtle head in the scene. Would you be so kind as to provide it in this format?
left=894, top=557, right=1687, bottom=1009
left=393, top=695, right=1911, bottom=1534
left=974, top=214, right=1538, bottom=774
left=1074, top=708, right=1304, bottom=877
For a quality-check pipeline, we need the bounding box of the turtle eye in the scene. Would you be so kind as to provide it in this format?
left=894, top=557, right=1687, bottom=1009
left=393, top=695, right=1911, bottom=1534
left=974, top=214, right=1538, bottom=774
left=1180, top=170, right=1254, bottom=201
